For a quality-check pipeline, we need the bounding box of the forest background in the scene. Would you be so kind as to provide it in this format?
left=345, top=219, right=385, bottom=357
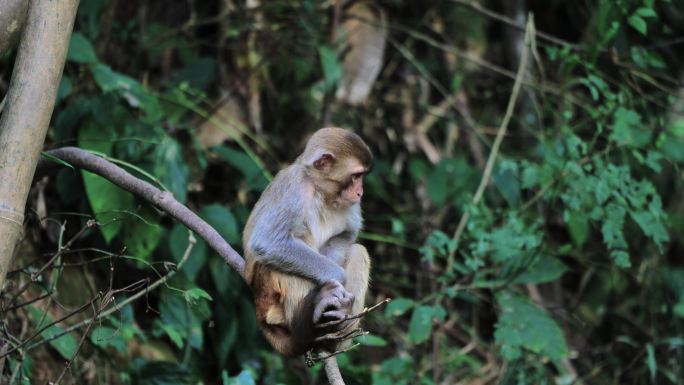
left=1, top=0, right=684, bottom=384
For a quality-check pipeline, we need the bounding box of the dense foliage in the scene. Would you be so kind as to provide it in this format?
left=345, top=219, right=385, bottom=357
left=2, top=0, right=684, bottom=384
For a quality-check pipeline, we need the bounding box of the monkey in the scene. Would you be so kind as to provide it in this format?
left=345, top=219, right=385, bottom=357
left=243, top=127, right=373, bottom=356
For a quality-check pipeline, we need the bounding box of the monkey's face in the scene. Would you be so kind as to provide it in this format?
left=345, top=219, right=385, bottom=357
left=339, top=171, right=365, bottom=205
left=333, top=159, right=368, bottom=207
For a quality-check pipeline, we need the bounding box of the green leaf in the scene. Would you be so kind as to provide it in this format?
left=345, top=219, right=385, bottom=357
left=121, top=210, right=162, bottom=261
left=427, top=157, right=475, bottom=206
left=57, top=76, right=73, bottom=102
left=212, top=146, right=269, bottom=192
left=513, top=256, right=567, bottom=284
left=41, top=152, right=74, bottom=170
left=27, top=306, right=78, bottom=360
left=494, top=292, right=568, bottom=362
left=610, top=107, right=651, bottom=147
left=630, top=209, right=669, bottom=252
left=645, top=343, right=657, bottom=382
left=493, top=163, right=520, bottom=207
left=318, top=45, right=342, bottom=90
left=357, top=334, right=387, bottom=347
left=635, top=7, right=657, bottom=18
left=154, top=137, right=190, bottom=203
left=90, top=326, right=127, bottom=353
left=674, top=300, right=684, bottom=318
left=566, top=210, right=589, bottom=247
left=408, top=305, right=446, bottom=344
left=627, top=14, right=648, bottom=35
left=67, top=32, right=98, bottom=63
left=91, top=63, right=162, bottom=122
left=159, top=289, right=205, bottom=350
left=77, top=119, right=134, bottom=242
left=385, top=297, right=414, bottom=317
left=199, top=204, right=239, bottom=245
left=184, top=288, right=213, bottom=304
left=169, top=224, right=208, bottom=280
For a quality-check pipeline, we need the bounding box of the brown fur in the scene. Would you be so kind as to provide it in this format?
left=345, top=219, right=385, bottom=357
left=247, top=245, right=370, bottom=356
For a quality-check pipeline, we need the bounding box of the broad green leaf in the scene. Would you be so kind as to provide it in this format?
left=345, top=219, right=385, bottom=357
left=91, top=63, right=162, bottom=122
left=493, top=163, right=520, bottom=207
left=513, top=256, right=567, bottom=284
left=635, top=7, right=657, bottom=18
left=627, top=14, right=647, bottom=35
left=426, top=157, right=475, bottom=206
left=121, top=210, right=162, bottom=261
left=318, top=45, right=342, bottom=90
left=385, top=297, right=414, bottom=317
left=184, top=288, right=214, bottom=304
left=169, top=224, right=208, bottom=280
left=566, top=210, right=589, bottom=246
left=610, top=108, right=650, bottom=148
left=57, top=76, right=73, bottom=102
left=357, top=334, right=388, bottom=346
left=78, top=120, right=134, bottom=242
left=212, top=146, right=269, bottom=192
left=408, top=305, right=446, bottom=344
left=27, top=306, right=78, bottom=360
left=494, top=292, right=568, bottom=362
left=67, top=32, right=98, bottom=63
left=90, top=326, right=127, bottom=353
left=159, top=289, right=205, bottom=350
left=154, top=137, right=190, bottom=204
left=80, top=170, right=134, bottom=243
left=200, top=204, right=239, bottom=245
left=645, top=343, right=657, bottom=382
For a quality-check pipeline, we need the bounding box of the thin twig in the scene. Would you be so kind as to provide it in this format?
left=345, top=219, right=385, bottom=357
left=316, top=298, right=391, bottom=328
left=447, top=15, right=534, bottom=270
left=19, top=233, right=197, bottom=355
left=449, top=0, right=578, bottom=49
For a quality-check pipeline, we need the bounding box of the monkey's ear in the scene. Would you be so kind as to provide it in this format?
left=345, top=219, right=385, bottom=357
left=312, top=153, right=335, bottom=171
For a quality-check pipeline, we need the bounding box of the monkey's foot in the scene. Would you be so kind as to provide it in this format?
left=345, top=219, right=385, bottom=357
left=316, top=297, right=392, bottom=329
left=314, top=327, right=367, bottom=344
left=312, top=280, right=355, bottom=326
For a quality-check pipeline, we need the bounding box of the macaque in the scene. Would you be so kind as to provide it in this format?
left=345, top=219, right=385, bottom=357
left=243, top=127, right=373, bottom=356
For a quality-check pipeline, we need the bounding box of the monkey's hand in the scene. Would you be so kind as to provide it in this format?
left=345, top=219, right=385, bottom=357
left=312, top=280, right=355, bottom=327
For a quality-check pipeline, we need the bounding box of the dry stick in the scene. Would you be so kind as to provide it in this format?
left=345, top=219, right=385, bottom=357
left=446, top=17, right=533, bottom=270
left=18, top=234, right=196, bottom=355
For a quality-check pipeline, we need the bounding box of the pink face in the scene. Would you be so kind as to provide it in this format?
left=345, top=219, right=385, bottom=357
left=339, top=172, right=364, bottom=205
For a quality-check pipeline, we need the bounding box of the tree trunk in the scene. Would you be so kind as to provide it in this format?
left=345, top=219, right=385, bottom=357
left=0, top=0, right=28, bottom=55
left=0, top=0, right=80, bottom=290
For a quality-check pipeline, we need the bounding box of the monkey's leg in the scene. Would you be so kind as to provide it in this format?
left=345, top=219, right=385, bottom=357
left=313, top=244, right=371, bottom=349
left=343, top=244, right=371, bottom=318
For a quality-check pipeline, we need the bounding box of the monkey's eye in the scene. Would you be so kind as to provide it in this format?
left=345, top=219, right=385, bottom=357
left=351, top=173, right=363, bottom=182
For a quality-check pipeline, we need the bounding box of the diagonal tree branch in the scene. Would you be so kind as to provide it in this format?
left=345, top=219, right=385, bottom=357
left=42, top=147, right=246, bottom=276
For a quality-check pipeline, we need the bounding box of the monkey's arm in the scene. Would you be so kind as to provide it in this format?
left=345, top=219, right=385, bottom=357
left=320, top=231, right=356, bottom=266
left=249, top=237, right=347, bottom=285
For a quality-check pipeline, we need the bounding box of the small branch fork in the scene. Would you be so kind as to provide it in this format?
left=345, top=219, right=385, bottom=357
left=305, top=297, right=391, bottom=375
